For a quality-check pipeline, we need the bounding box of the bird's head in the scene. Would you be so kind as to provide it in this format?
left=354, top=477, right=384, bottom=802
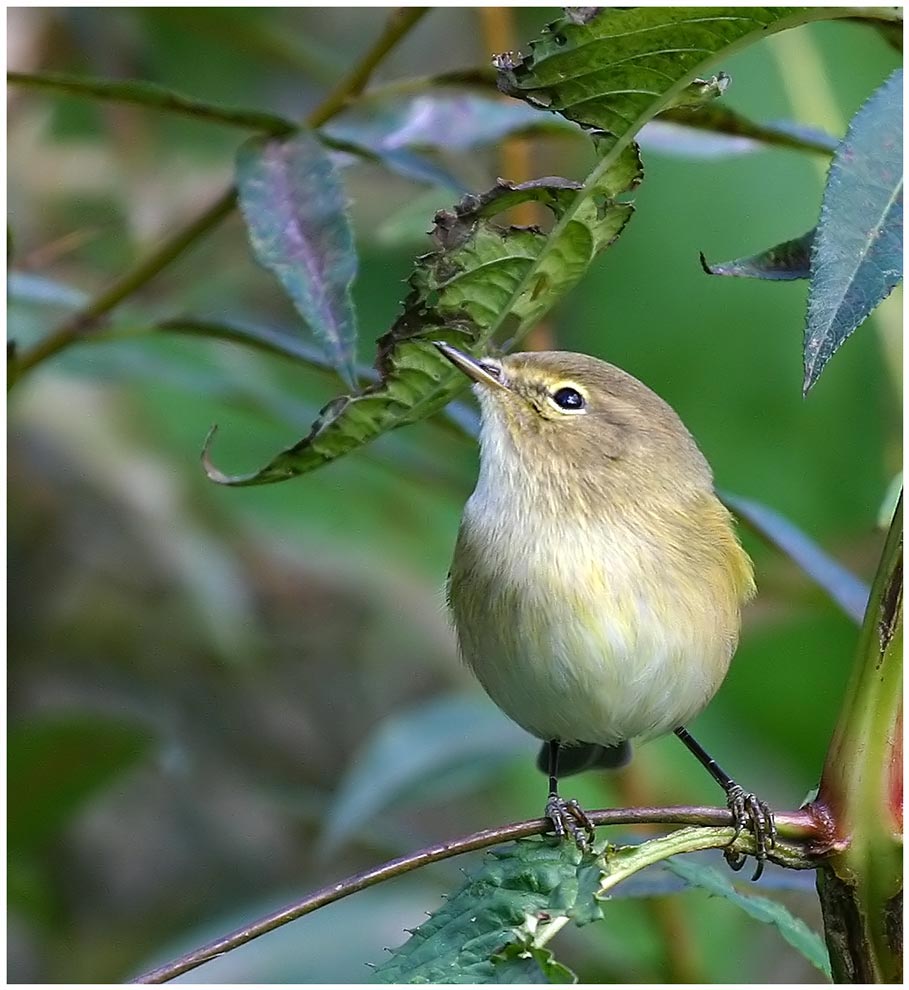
left=434, top=341, right=713, bottom=509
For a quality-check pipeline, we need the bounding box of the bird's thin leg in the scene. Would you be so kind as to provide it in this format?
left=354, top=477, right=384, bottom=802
left=543, top=740, right=596, bottom=851
left=674, top=726, right=776, bottom=881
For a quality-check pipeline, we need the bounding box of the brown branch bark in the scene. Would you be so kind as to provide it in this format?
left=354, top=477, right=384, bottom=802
left=130, top=804, right=819, bottom=984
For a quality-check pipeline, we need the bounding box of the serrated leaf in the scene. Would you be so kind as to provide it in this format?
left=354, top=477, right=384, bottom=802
left=321, top=694, right=530, bottom=855
left=804, top=68, right=903, bottom=393
left=236, top=130, right=359, bottom=384
left=722, top=491, right=870, bottom=624
left=374, top=838, right=603, bottom=984
left=701, top=230, right=814, bottom=280
left=666, top=857, right=832, bottom=978
left=495, top=7, right=860, bottom=148
left=204, top=153, right=640, bottom=485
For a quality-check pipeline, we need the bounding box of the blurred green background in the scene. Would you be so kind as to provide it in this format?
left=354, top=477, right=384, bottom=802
left=8, top=7, right=901, bottom=984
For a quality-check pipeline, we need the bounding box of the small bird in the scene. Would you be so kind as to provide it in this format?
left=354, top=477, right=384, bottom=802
left=436, top=342, right=775, bottom=878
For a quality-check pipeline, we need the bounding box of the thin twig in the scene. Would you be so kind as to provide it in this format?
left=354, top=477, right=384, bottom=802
left=9, top=7, right=430, bottom=387
left=7, top=71, right=297, bottom=135
left=130, top=805, right=818, bottom=984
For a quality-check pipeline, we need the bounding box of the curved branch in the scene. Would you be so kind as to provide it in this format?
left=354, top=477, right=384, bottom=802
left=130, top=804, right=818, bottom=984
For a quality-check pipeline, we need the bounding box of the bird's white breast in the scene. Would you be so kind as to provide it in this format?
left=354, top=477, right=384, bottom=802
left=449, top=477, right=737, bottom=747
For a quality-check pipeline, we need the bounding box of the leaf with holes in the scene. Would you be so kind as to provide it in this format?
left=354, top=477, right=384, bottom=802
left=804, top=68, right=903, bottom=393
left=236, top=129, right=359, bottom=385
left=204, top=148, right=641, bottom=485
left=495, top=7, right=865, bottom=154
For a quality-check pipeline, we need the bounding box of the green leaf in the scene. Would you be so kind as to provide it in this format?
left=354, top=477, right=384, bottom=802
left=491, top=942, right=577, bottom=983
left=7, top=69, right=295, bottom=134
left=236, top=130, right=359, bottom=385
left=666, top=857, right=832, bottom=978
left=722, top=491, right=870, bottom=624
left=8, top=714, right=152, bottom=855
left=202, top=4, right=894, bottom=486
left=804, top=68, right=903, bottom=393
left=374, top=838, right=602, bottom=984
left=321, top=694, right=529, bottom=855
left=494, top=8, right=865, bottom=143
left=203, top=156, right=640, bottom=485
left=701, top=230, right=814, bottom=280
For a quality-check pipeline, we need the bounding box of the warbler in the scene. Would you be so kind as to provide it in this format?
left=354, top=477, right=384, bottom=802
left=436, top=342, right=775, bottom=878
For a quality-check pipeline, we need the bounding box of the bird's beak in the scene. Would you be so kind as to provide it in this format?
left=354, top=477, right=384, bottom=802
left=433, top=341, right=509, bottom=391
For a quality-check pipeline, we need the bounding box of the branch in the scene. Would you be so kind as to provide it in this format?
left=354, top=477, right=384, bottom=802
left=9, top=7, right=430, bottom=388
left=7, top=71, right=297, bottom=135
left=130, top=804, right=820, bottom=984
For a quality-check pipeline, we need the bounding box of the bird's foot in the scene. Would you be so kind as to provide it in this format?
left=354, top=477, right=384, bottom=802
left=545, top=794, right=596, bottom=851
left=723, top=784, right=777, bottom=881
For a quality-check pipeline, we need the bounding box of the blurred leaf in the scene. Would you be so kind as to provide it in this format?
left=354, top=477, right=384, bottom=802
left=375, top=838, right=601, bottom=983
left=236, top=129, right=359, bottom=384
left=723, top=491, right=870, bottom=624
left=700, top=230, right=813, bottom=280
left=326, top=134, right=465, bottom=191
left=325, top=90, right=575, bottom=155
left=321, top=694, right=530, bottom=854
left=666, top=857, right=832, bottom=978
left=9, top=714, right=152, bottom=855
left=7, top=70, right=295, bottom=134
left=8, top=270, right=89, bottom=309
left=804, top=68, right=903, bottom=393
left=204, top=151, right=640, bottom=485
left=495, top=8, right=859, bottom=139
left=649, top=107, right=838, bottom=159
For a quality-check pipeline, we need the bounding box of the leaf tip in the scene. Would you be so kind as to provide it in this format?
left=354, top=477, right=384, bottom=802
left=200, top=424, right=233, bottom=485
left=698, top=250, right=716, bottom=276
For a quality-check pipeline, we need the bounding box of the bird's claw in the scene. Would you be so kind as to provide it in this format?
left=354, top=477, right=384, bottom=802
left=545, top=794, right=596, bottom=851
left=724, top=784, right=777, bottom=881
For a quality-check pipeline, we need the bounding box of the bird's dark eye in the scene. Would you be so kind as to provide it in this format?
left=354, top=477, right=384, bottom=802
left=552, top=387, right=585, bottom=410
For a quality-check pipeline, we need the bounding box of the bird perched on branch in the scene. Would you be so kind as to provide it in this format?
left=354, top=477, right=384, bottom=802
left=436, top=342, right=775, bottom=879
